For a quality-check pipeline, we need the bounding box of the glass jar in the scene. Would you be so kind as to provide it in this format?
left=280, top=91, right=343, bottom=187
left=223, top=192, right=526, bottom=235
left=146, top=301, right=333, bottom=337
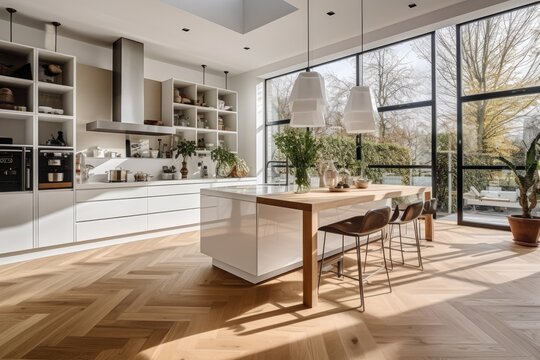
left=294, top=166, right=311, bottom=194
left=338, top=167, right=351, bottom=186
left=324, top=161, right=338, bottom=188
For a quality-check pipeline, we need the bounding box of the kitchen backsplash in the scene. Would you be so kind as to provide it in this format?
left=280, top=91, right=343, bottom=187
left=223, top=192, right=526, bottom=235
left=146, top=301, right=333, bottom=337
left=83, top=155, right=217, bottom=182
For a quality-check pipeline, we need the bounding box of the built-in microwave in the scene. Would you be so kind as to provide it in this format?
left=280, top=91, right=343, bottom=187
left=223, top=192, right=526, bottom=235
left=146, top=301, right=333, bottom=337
left=0, top=147, right=32, bottom=192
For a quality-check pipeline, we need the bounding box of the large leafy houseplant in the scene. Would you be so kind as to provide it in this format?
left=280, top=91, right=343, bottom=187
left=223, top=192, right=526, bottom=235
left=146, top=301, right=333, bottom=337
left=498, top=132, right=540, bottom=246
left=274, top=128, right=321, bottom=193
left=174, top=140, right=197, bottom=179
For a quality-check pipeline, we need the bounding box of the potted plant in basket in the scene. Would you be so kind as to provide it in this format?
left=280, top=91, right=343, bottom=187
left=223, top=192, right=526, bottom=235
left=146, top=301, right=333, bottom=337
left=274, top=128, right=321, bottom=193
left=498, top=132, right=540, bottom=247
left=211, top=147, right=236, bottom=178
left=174, top=140, right=197, bottom=179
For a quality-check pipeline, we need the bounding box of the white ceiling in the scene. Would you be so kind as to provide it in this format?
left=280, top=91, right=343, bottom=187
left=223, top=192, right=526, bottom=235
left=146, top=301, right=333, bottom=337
left=0, top=0, right=531, bottom=75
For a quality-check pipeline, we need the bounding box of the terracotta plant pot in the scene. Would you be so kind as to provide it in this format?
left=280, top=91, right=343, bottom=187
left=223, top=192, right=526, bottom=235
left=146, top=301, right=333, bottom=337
left=508, top=215, right=540, bottom=247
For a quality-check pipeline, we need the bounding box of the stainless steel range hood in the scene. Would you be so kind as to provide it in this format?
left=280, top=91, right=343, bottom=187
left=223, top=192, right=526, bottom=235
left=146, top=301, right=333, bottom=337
left=86, top=38, right=175, bottom=136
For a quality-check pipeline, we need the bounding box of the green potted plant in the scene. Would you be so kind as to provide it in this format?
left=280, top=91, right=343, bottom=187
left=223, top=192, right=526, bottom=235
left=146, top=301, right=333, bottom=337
left=274, top=128, right=321, bottom=193
left=498, top=132, right=540, bottom=247
left=211, top=147, right=236, bottom=178
left=174, top=140, right=197, bottom=179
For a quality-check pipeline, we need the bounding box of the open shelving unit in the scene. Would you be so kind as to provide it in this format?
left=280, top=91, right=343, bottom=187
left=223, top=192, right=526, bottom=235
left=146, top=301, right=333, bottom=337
left=162, top=78, right=238, bottom=153
left=0, top=39, right=76, bottom=176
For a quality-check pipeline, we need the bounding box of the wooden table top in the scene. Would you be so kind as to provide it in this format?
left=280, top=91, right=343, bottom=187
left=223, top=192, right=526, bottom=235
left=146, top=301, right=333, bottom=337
left=256, top=184, right=431, bottom=212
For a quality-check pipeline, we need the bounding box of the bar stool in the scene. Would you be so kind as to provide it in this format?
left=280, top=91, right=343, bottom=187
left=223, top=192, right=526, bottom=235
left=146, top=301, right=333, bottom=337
left=388, top=201, right=424, bottom=270
left=318, top=207, right=392, bottom=312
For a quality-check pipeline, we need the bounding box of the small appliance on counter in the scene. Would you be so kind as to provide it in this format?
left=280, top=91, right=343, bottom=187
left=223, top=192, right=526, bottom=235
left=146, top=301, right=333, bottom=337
left=106, top=168, right=131, bottom=182
left=134, top=171, right=152, bottom=182
left=38, top=149, right=74, bottom=190
left=161, top=165, right=179, bottom=180
left=0, top=147, right=32, bottom=192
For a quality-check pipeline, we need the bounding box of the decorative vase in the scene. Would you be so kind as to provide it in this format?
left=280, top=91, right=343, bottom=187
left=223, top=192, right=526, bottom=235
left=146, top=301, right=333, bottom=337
left=180, top=161, right=189, bottom=179
left=338, top=167, right=352, bottom=185
left=216, top=162, right=233, bottom=178
left=324, top=161, right=338, bottom=188
left=294, top=166, right=311, bottom=194
left=319, top=174, right=326, bottom=188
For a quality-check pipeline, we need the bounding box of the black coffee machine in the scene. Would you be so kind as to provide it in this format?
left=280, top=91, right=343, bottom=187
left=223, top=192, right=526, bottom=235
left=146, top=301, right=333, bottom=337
left=38, top=149, right=73, bottom=190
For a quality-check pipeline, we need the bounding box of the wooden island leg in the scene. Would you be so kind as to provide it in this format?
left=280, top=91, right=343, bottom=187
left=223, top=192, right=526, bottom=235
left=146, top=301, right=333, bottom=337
left=302, top=210, right=318, bottom=308
left=425, top=190, right=434, bottom=241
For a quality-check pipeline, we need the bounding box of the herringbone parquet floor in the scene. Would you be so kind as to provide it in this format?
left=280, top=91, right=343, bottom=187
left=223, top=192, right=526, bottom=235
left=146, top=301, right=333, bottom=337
left=0, top=222, right=539, bottom=360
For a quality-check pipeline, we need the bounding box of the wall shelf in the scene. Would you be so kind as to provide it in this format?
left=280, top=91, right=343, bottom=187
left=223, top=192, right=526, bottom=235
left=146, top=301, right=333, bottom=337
left=162, top=78, right=238, bottom=153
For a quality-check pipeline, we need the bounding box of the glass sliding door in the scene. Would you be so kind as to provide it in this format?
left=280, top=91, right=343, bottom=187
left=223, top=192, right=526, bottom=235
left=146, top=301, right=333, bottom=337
left=456, top=3, right=540, bottom=228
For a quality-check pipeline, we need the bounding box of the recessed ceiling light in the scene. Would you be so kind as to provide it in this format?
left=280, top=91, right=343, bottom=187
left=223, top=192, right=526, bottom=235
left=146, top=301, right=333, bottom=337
left=182, top=28, right=190, bottom=32
left=326, top=11, right=335, bottom=16
left=243, top=46, right=250, bottom=50
left=408, top=3, right=417, bottom=8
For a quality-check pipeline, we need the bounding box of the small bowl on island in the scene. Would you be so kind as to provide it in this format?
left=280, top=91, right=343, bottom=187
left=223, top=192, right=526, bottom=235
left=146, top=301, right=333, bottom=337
left=353, top=178, right=371, bottom=189
left=329, top=181, right=351, bottom=192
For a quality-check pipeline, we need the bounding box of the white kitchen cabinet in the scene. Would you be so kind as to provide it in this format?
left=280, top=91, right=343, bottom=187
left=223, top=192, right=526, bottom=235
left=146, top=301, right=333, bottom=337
left=76, top=198, right=147, bottom=222
left=147, top=184, right=204, bottom=197
left=38, top=190, right=74, bottom=248
left=147, top=193, right=200, bottom=214
left=76, top=186, right=147, bottom=202
left=200, top=195, right=257, bottom=275
left=147, top=208, right=199, bottom=231
left=76, top=214, right=147, bottom=242
left=0, top=193, right=34, bottom=254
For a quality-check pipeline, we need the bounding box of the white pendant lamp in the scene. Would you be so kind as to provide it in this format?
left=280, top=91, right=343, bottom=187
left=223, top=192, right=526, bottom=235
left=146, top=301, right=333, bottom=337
left=343, top=0, right=377, bottom=134
left=289, top=0, right=327, bottom=128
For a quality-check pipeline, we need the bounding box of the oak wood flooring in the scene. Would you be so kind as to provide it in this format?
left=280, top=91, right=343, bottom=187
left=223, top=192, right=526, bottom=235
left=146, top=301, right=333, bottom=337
left=0, top=222, right=539, bottom=359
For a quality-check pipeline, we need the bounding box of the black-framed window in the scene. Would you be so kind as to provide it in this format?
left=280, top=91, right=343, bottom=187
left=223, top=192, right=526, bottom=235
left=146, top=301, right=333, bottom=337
left=361, top=33, right=436, bottom=190
left=264, top=33, right=437, bottom=187
left=457, top=2, right=540, bottom=229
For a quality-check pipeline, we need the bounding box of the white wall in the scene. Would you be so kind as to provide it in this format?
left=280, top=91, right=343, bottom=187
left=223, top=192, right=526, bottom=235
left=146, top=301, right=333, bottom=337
left=229, top=73, right=264, bottom=181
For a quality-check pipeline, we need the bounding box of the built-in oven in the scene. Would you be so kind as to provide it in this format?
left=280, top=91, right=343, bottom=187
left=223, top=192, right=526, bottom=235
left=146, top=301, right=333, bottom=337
left=0, top=147, right=32, bottom=192
left=38, top=149, right=74, bottom=190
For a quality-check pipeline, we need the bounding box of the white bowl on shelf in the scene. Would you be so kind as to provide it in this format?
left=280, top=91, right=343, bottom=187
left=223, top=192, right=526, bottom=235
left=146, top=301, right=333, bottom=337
left=38, top=106, right=53, bottom=114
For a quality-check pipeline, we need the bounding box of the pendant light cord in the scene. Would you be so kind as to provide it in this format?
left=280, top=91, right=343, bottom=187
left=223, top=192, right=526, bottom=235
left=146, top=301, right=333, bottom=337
left=307, top=0, right=310, bottom=71
left=9, top=11, right=13, bottom=42
left=360, top=0, right=364, bottom=86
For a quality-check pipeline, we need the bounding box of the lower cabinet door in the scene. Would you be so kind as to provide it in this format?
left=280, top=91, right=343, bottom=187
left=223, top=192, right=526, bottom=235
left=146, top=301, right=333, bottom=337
left=147, top=209, right=199, bottom=231
left=38, top=190, right=74, bottom=247
left=76, top=215, right=147, bottom=242
left=0, top=192, right=34, bottom=254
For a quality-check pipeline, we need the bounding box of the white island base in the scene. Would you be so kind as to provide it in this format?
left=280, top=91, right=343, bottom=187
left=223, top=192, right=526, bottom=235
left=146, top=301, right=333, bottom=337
left=200, top=185, right=389, bottom=283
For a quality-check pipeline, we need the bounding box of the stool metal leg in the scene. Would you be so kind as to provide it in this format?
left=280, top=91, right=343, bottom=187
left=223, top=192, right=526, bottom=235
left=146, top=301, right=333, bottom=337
left=380, top=227, right=392, bottom=292
left=388, top=224, right=395, bottom=270
left=398, top=224, right=405, bottom=264
left=355, top=236, right=365, bottom=312
left=317, top=232, right=328, bottom=291
left=337, top=235, right=345, bottom=278
left=413, top=220, right=423, bottom=270
left=363, top=234, right=370, bottom=272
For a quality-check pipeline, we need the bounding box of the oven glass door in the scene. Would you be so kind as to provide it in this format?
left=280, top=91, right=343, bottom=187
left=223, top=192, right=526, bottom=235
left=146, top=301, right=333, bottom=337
left=0, top=148, right=23, bottom=192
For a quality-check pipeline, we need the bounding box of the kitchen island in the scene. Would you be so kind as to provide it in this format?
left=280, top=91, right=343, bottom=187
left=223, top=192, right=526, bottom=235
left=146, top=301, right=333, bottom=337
left=201, top=184, right=431, bottom=307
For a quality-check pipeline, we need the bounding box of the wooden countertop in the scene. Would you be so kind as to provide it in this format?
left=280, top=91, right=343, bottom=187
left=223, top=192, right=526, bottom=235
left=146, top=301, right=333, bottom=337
left=256, top=184, right=431, bottom=212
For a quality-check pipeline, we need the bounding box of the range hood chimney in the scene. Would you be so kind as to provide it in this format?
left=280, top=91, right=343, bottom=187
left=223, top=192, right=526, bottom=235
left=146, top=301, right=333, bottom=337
left=86, top=38, right=175, bottom=136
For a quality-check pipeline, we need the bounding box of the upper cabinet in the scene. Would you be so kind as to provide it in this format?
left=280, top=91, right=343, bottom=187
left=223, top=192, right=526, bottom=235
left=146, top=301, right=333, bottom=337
left=161, top=78, right=238, bottom=154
